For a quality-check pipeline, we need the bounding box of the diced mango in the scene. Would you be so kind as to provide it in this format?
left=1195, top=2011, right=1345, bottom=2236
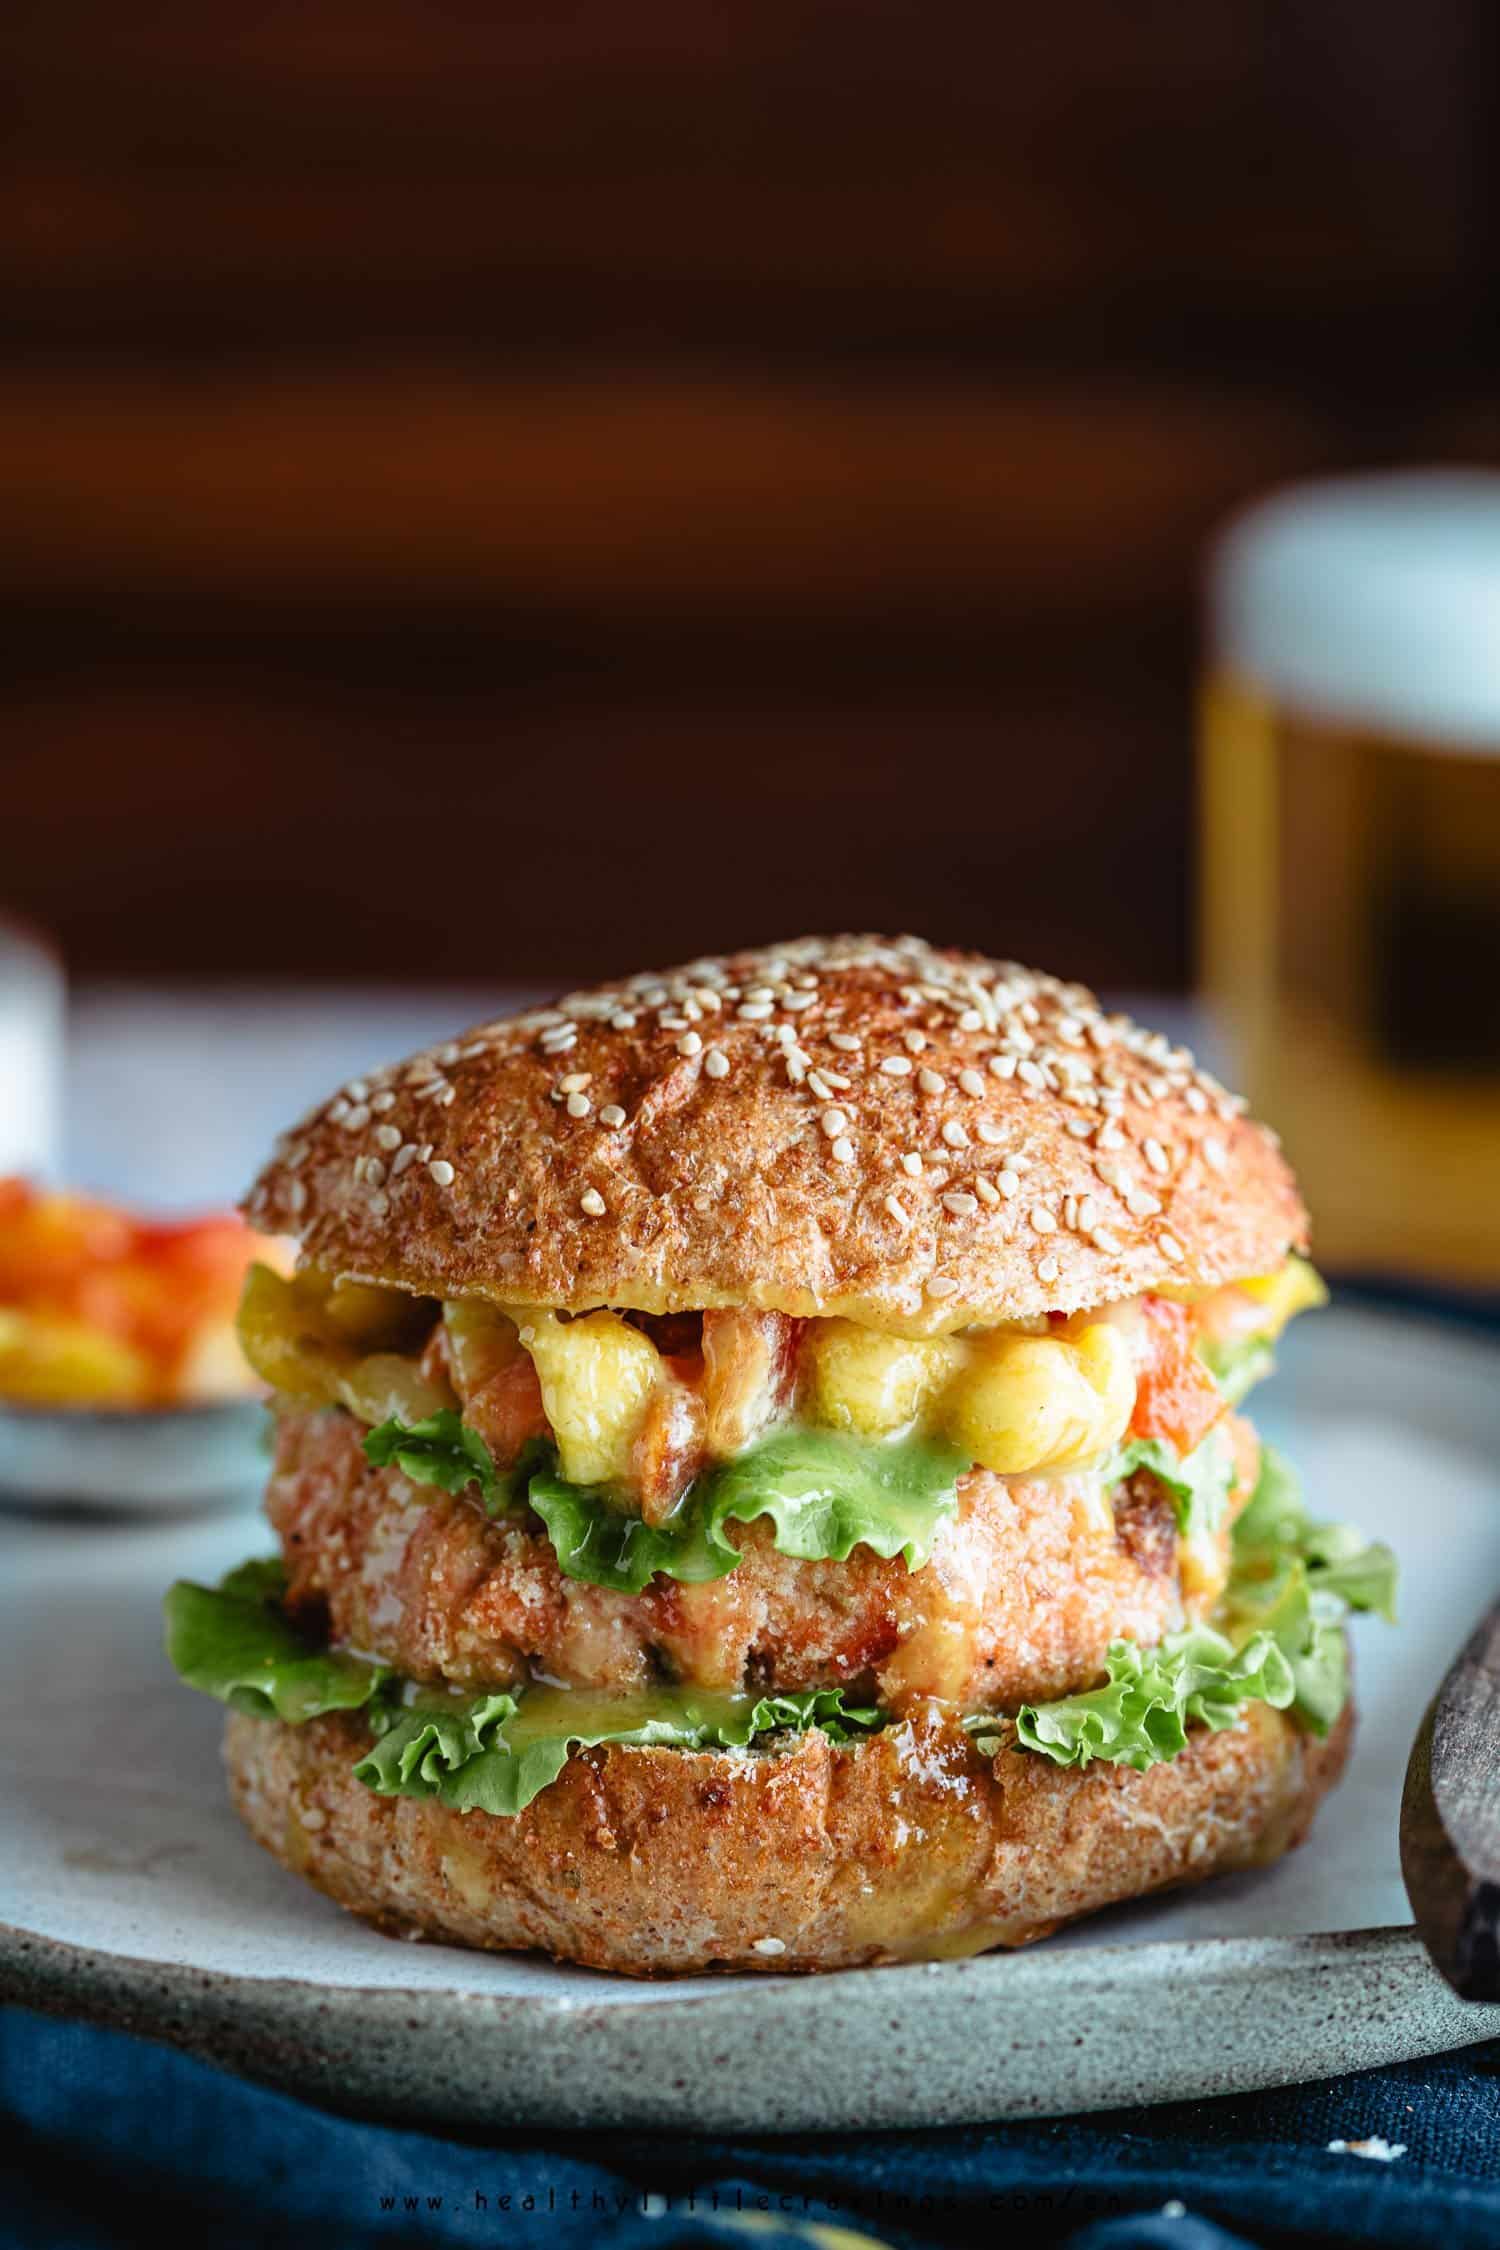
left=1238, top=1255, right=1327, bottom=1334
left=513, top=1309, right=660, bottom=1489
left=803, top=1319, right=960, bottom=1438
left=943, top=1321, right=1135, bottom=1476
left=442, top=1299, right=527, bottom=1397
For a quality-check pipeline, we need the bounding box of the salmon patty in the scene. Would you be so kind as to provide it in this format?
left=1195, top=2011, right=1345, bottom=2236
left=266, top=1405, right=1254, bottom=1710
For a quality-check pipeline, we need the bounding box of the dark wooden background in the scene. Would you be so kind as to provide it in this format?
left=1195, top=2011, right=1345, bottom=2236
left=4, top=3, right=1498, bottom=991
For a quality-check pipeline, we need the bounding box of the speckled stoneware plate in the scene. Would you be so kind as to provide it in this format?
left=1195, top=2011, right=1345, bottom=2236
left=3, top=1305, right=1499, bottom=2133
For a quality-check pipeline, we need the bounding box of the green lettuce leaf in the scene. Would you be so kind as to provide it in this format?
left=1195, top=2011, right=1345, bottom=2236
left=999, top=1624, right=1294, bottom=1771
left=163, top=1559, right=390, bottom=1723
left=363, top=1410, right=548, bottom=1514
left=354, top=1682, right=883, bottom=1816
left=1199, top=1331, right=1277, bottom=1406
left=1004, top=1439, right=1395, bottom=1767
left=1231, top=1444, right=1397, bottom=1625
left=1100, top=1422, right=1236, bottom=1540
left=367, top=1413, right=967, bottom=1594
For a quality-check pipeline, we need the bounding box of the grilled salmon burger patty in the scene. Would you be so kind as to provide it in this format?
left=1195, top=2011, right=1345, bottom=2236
left=267, top=1400, right=1255, bottom=1707
left=166, top=936, right=1395, bottom=1974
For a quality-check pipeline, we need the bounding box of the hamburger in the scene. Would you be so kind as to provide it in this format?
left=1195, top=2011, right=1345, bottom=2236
left=165, top=936, right=1395, bottom=1974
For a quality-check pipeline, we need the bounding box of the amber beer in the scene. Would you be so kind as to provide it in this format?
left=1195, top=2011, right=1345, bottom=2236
left=1202, top=474, right=1500, bottom=1293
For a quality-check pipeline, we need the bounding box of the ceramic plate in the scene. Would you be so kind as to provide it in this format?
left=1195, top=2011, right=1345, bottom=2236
left=3, top=1305, right=1498, bottom=2132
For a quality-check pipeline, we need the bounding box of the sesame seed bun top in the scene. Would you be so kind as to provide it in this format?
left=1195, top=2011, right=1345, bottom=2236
left=244, top=936, right=1306, bottom=1334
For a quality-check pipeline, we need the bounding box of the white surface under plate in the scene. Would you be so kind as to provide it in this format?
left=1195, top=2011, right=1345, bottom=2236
left=3, top=1304, right=1499, bottom=2131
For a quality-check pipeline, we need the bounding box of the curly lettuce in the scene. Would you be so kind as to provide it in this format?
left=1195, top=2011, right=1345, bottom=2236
left=995, top=1623, right=1295, bottom=1771
left=995, top=1441, right=1394, bottom=1769
left=356, top=1683, right=882, bottom=1816
left=163, top=1559, right=390, bottom=1723
left=365, top=1415, right=968, bottom=1593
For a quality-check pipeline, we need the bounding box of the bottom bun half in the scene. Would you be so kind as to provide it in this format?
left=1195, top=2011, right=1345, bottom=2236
left=224, top=1685, right=1353, bottom=1977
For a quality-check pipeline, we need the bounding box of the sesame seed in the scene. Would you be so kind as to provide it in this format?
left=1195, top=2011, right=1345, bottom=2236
left=704, top=1048, right=729, bottom=1080
left=1144, top=1137, right=1170, bottom=1175
left=943, top=1191, right=978, bottom=1216
left=1158, top=1231, right=1185, bottom=1263
left=286, top=1179, right=308, bottom=1213
left=821, top=1069, right=852, bottom=1090
left=782, top=989, right=816, bottom=1011
left=918, top=1067, right=944, bottom=1095
left=1077, top=1193, right=1100, bottom=1229
left=1185, top=1086, right=1208, bottom=1114
left=1090, top=1225, right=1121, bottom=1252
left=427, top=1158, right=455, bottom=1187
left=611, top=1011, right=637, bottom=1031
left=374, top=1123, right=402, bottom=1151
left=829, top=1030, right=860, bottom=1052
left=436, top=1046, right=462, bottom=1067
left=831, top=1136, right=855, bottom=1164
left=435, top=1085, right=456, bottom=1107
left=881, top=1055, right=913, bottom=1077
left=991, top=1053, right=1018, bottom=1080
left=998, top=1168, right=1021, bottom=1198
left=1037, top=1254, right=1061, bottom=1285
left=1126, top=1190, right=1162, bottom=1219
left=364, top=1157, right=386, bottom=1187
left=974, top=1175, right=1000, bottom=1206
left=580, top=1187, right=607, bottom=1217
left=925, top=1275, right=959, bottom=1299
left=559, top=1071, right=591, bottom=1093
left=1096, top=1121, right=1126, bottom=1151
left=370, top=1090, right=397, bottom=1113
left=958, top=1008, right=984, bottom=1032
left=566, top=1092, right=591, bottom=1118
left=821, top=1107, right=848, bottom=1137
left=599, top=1103, right=627, bottom=1127
left=903, top=1029, right=928, bottom=1054
left=1203, top=1135, right=1227, bottom=1172
left=974, top=1118, right=1005, bottom=1146
left=1029, top=1203, right=1057, bottom=1233
left=737, top=1000, right=774, bottom=1022
left=391, top=1144, right=419, bottom=1175
left=884, top=1194, right=910, bottom=1230
left=941, top=1119, right=969, bottom=1150
left=368, top=1189, right=390, bottom=1218
left=1018, top=1060, right=1046, bottom=1089
left=805, top=1069, right=834, bottom=1101
left=958, top=1068, right=986, bottom=1098
left=753, top=1936, right=787, bottom=1957
left=902, top=1151, right=923, bottom=1177
left=1065, top=1116, right=1093, bottom=1139
left=677, top=1031, right=703, bottom=1058
left=342, top=1104, right=370, bottom=1132
left=418, top=1143, right=433, bottom=1161
left=346, top=1078, right=370, bottom=1101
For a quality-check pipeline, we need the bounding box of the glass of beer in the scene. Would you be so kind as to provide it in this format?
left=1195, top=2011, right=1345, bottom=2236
left=1202, top=472, right=1500, bottom=1297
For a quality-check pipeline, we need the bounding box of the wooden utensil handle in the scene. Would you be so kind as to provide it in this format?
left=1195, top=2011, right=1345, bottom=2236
left=1401, top=1599, right=1500, bottom=2002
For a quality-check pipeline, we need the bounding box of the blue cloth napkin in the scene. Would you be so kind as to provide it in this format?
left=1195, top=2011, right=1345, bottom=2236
left=3, top=2007, right=1498, bottom=2250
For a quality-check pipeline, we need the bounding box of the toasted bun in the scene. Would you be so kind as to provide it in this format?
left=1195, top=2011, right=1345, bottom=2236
left=245, top=937, right=1304, bottom=1331
left=224, top=1690, right=1351, bottom=1976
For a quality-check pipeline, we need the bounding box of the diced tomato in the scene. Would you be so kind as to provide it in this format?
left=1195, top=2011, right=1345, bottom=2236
left=630, top=1363, right=709, bottom=1525
left=1128, top=1296, right=1226, bottom=1456
left=463, top=1355, right=551, bottom=1468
